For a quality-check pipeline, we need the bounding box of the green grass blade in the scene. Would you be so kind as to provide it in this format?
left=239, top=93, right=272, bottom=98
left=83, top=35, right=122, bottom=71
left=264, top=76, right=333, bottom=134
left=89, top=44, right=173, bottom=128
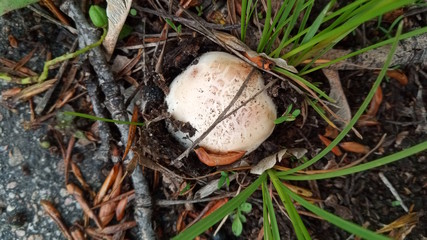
left=257, top=0, right=272, bottom=52
left=274, top=67, right=334, bottom=102
left=64, top=111, right=144, bottom=126
left=300, top=27, right=427, bottom=75
left=241, top=0, right=248, bottom=41
left=306, top=98, right=338, bottom=129
left=269, top=170, right=311, bottom=239
left=173, top=173, right=267, bottom=240
left=263, top=194, right=274, bottom=240
left=281, top=183, right=390, bottom=240
left=280, top=141, right=427, bottom=180
left=282, top=0, right=414, bottom=59
left=278, top=20, right=403, bottom=176
left=273, top=0, right=305, bottom=58
left=262, top=181, right=280, bottom=239
left=300, top=1, right=333, bottom=45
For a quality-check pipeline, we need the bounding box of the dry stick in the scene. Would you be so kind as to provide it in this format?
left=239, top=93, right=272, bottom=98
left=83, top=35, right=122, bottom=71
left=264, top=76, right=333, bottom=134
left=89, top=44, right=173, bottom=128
left=84, top=75, right=111, bottom=162
left=60, top=1, right=155, bottom=239
left=64, top=136, right=75, bottom=184
left=171, top=68, right=257, bottom=165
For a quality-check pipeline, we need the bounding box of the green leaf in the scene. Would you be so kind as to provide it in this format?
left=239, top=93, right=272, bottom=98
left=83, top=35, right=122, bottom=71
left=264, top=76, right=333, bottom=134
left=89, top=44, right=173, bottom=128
left=89, top=5, right=108, bottom=28
left=118, top=24, right=133, bottom=40
left=0, top=0, right=39, bottom=16
left=232, top=217, right=243, bottom=236
left=240, top=202, right=252, bottom=213
left=239, top=214, right=247, bottom=223
left=129, top=8, right=137, bottom=16
left=218, top=176, right=226, bottom=189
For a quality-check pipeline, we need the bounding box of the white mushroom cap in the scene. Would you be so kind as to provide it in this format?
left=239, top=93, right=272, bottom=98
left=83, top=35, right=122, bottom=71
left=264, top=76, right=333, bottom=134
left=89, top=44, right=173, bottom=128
left=165, top=51, right=276, bottom=153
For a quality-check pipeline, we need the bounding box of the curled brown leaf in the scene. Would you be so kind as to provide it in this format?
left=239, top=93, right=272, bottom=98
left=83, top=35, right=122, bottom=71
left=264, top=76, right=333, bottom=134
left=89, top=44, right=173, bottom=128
left=195, top=147, right=246, bottom=166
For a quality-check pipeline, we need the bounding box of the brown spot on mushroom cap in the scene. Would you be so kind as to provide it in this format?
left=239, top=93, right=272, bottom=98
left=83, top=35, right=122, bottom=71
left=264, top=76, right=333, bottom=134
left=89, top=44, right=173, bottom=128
left=165, top=51, right=277, bottom=153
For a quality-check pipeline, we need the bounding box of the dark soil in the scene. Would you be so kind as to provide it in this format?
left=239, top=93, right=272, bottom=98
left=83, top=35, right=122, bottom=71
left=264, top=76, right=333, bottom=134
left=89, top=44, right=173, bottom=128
left=0, top=2, right=426, bottom=240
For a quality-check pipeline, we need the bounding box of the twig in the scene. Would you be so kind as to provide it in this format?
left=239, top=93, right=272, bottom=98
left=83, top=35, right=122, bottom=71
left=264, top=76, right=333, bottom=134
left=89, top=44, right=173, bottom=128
left=84, top=75, right=111, bottom=162
left=61, top=1, right=155, bottom=239
left=378, top=172, right=408, bottom=212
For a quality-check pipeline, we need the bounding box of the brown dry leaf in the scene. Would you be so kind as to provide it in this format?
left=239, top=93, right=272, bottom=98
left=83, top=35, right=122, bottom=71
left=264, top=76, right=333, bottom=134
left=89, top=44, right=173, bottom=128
left=386, top=69, right=408, bottom=86
left=357, top=114, right=380, bottom=127
left=339, top=142, right=370, bottom=154
left=0, top=58, right=37, bottom=76
left=95, top=163, right=121, bottom=205
left=202, top=198, right=229, bottom=218
left=324, top=125, right=339, bottom=138
left=13, top=79, right=57, bottom=101
left=115, top=196, right=128, bottom=221
left=40, top=0, right=71, bottom=25
left=70, top=227, right=85, bottom=240
left=103, top=0, right=133, bottom=59
left=318, top=135, right=343, bottom=156
left=322, top=69, right=351, bottom=129
left=383, top=8, right=405, bottom=23
left=8, top=34, right=18, bottom=48
left=71, top=161, right=96, bottom=198
left=122, top=106, right=138, bottom=161
left=366, top=86, right=383, bottom=116
left=283, top=182, right=312, bottom=197
left=1, top=87, right=21, bottom=100
left=99, top=221, right=137, bottom=234
left=194, top=147, right=246, bottom=167
left=99, top=164, right=123, bottom=226
left=376, top=212, right=419, bottom=234
left=40, top=200, right=73, bottom=240
left=66, top=183, right=103, bottom=228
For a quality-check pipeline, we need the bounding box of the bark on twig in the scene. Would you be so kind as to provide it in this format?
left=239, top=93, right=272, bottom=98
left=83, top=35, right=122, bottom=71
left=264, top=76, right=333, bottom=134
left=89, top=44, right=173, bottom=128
left=60, top=1, right=155, bottom=239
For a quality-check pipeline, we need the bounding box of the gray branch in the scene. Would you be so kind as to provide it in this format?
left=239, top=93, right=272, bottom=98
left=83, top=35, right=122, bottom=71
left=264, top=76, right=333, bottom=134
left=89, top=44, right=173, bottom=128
left=60, top=1, right=155, bottom=239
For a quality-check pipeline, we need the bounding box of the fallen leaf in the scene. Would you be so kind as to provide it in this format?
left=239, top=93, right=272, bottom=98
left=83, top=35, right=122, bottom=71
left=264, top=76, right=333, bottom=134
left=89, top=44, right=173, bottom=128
left=203, top=198, right=229, bottom=218
left=115, top=196, right=128, bottom=221
left=318, top=135, right=343, bottom=156
left=339, top=142, right=370, bottom=154
left=40, top=200, right=73, bottom=240
left=366, top=86, right=383, bottom=116
left=8, top=34, right=18, bottom=48
left=250, top=149, right=288, bottom=175
left=195, top=147, right=246, bottom=167
left=323, top=69, right=351, bottom=128
left=386, top=69, right=408, bottom=86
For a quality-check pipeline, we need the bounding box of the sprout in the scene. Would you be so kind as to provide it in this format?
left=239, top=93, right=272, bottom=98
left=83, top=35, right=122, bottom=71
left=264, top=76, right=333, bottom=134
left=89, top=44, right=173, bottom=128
left=166, top=52, right=276, bottom=154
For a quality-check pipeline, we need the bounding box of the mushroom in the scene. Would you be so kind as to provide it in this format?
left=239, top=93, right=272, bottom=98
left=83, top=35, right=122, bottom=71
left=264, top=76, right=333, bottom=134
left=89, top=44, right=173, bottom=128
left=165, top=51, right=277, bottom=155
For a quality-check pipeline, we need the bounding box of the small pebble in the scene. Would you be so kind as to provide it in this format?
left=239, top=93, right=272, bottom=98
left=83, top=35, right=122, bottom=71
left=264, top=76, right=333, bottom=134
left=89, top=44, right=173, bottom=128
left=16, top=230, right=26, bottom=237
left=7, top=181, right=17, bottom=189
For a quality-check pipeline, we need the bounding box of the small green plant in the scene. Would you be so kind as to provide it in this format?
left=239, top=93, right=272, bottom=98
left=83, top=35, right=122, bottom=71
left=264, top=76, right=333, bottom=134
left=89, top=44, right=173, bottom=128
left=231, top=202, right=253, bottom=236
left=274, top=104, right=301, bottom=124
left=195, top=6, right=203, bottom=16
left=89, top=5, right=108, bottom=28
left=164, top=18, right=182, bottom=33
left=218, top=171, right=231, bottom=189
